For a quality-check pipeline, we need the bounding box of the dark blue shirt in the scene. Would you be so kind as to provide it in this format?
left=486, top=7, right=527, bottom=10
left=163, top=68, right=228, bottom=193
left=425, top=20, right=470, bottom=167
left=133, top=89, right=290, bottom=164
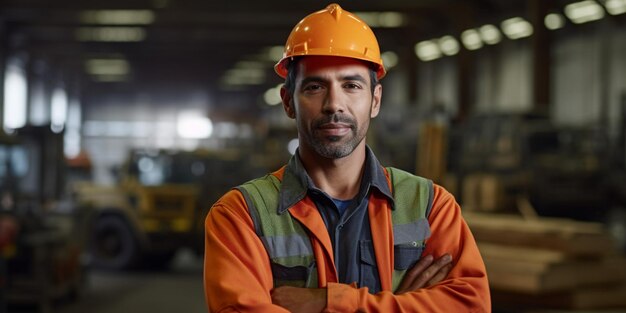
left=277, top=146, right=394, bottom=293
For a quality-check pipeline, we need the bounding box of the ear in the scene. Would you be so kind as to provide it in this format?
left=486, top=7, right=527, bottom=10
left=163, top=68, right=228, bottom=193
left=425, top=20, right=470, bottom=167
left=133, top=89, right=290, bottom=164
left=280, top=86, right=296, bottom=119
left=370, top=83, right=382, bottom=118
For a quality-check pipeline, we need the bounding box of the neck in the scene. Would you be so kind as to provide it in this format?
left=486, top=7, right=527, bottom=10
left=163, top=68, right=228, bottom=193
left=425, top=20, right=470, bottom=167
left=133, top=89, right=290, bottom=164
left=298, top=141, right=367, bottom=200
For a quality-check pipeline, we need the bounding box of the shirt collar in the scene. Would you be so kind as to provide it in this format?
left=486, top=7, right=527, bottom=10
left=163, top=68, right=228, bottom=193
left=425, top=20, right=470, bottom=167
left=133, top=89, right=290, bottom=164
left=277, top=146, right=394, bottom=214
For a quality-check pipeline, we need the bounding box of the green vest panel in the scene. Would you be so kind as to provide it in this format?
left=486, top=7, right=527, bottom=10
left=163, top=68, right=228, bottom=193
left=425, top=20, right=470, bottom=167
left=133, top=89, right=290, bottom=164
left=237, top=167, right=433, bottom=292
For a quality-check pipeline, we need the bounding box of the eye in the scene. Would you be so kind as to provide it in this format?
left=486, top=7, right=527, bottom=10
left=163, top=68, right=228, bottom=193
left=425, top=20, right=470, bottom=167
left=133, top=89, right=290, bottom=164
left=344, top=82, right=363, bottom=90
left=302, top=83, right=324, bottom=93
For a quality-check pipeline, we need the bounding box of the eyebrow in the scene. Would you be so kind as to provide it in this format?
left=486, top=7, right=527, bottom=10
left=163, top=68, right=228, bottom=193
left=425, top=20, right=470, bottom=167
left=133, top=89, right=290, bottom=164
left=300, top=74, right=368, bottom=87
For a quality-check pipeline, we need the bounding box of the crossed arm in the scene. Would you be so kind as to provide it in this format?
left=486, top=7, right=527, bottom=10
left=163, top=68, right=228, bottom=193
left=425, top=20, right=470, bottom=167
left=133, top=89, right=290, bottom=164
left=271, top=253, right=454, bottom=312
left=204, top=186, right=490, bottom=312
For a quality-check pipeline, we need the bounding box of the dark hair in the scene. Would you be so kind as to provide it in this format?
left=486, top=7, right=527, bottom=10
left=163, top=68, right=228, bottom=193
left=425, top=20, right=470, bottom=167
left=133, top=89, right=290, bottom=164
left=283, top=57, right=379, bottom=97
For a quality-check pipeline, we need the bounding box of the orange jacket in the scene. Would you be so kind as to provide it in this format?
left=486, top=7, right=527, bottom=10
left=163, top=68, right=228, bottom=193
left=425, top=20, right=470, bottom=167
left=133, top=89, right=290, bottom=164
left=204, top=167, right=490, bottom=312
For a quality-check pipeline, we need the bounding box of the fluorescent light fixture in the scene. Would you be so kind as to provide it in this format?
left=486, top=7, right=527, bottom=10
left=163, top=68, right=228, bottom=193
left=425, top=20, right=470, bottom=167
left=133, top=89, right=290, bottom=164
left=355, top=12, right=406, bottom=28
left=268, top=46, right=285, bottom=62
left=565, top=1, right=605, bottom=24
left=381, top=51, right=399, bottom=68
left=479, top=24, right=502, bottom=45
left=415, top=40, right=442, bottom=61
left=86, top=59, right=130, bottom=82
left=234, top=60, right=266, bottom=69
left=461, top=29, right=483, bottom=50
left=177, top=113, right=213, bottom=139
left=438, top=36, right=460, bottom=56
left=80, top=10, right=155, bottom=25
left=3, top=63, right=28, bottom=130
left=378, top=12, right=406, bottom=27
left=76, top=27, right=146, bottom=42
left=545, top=13, right=566, bottom=30
left=85, top=59, right=129, bottom=75
left=51, top=87, right=68, bottom=133
left=604, top=0, right=626, bottom=15
left=221, top=68, right=266, bottom=86
left=264, top=85, right=282, bottom=106
left=501, top=17, right=534, bottom=40
left=64, top=99, right=82, bottom=158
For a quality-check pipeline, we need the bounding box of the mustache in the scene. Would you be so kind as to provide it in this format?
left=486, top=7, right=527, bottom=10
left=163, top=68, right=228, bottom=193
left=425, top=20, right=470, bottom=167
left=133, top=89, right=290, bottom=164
left=313, top=114, right=356, bottom=129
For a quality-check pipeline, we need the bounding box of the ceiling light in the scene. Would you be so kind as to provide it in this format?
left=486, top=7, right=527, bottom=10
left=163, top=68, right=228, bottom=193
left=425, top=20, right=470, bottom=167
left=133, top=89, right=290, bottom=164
left=76, top=27, right=146, bottom=42
left=234, top=61, right=266, bottom=69
left=545, top=13, right=566, bottom=30
left=264, top=84, right=283, bottom=106
left=3, top=62, right=28, bottom=130
left=355, top=12, right=406, bottom=28
left=501, top=17, right=534, bottom=40
left=565, top=1, right=606, bottom=24
left=221, top=68, right=266, bottom=86
left=438, top=36, right=460, bottom=56
left=51, top=87, right=68, bottom=132
left=381, top=51, right=399, bottom=68
left=461, top=29, right=483, bottom=50
left=415, top=40, right=442, bottom=62
left=79, top=10, right=155, bottom=25
left=479, top=24, right=502, bottom=45
left=85, top=59, right=129, bottom=75
left=268, top=46, right=285, bottom=62
left=604, top=0, right=626, bottom=15
left=177, top=112, right=213, bottom=139
left=378, top=12, right=406, bottom=28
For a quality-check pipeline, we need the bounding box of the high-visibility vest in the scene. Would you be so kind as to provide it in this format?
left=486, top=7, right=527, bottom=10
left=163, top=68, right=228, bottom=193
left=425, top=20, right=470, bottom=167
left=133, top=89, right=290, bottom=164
left=237, top=167, right=433, bottom=292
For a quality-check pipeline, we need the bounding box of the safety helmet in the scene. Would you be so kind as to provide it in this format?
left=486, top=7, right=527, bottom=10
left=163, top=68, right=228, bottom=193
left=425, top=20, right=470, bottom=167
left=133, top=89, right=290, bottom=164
left=274, top=3, right=386, bottom=79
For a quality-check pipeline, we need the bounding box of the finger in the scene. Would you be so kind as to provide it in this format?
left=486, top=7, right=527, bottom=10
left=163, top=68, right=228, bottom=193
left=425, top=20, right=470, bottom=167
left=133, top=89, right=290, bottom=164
left=396, top=254, right=434, bottom=294
left=408, top=254, right=452, bottom=290
left=406, top=254, right=452, bottom=291
left=426, top=263, right=453, bottom=287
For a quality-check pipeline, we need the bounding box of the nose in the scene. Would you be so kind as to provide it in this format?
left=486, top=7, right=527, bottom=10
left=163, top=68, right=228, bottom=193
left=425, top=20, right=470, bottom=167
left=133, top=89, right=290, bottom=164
left=322, top=84, right=345, bottom=114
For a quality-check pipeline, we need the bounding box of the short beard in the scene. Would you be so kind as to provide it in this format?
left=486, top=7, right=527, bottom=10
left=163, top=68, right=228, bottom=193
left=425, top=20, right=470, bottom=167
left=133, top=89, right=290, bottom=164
left=306, top=114, right=367, bottom=159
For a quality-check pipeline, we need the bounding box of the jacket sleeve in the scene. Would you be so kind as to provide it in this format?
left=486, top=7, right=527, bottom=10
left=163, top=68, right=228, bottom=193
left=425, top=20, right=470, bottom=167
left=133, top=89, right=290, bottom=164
left=203, top=189, right=290, bottom=313
left=325, top=184, right=491, bottom=313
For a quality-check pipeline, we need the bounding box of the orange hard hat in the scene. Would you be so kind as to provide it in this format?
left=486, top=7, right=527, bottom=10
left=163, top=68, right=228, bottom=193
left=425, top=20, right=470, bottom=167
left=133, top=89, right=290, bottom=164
left=274, top=3, right=386, bottom=79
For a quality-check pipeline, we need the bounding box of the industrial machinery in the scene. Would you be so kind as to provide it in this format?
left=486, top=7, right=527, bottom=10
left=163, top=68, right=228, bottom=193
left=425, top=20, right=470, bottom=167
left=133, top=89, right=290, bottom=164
left=447, top=111, right=626, bottom=250
left=0, top=126, right=87, bottom=312
left=74, top=148, right=261, bottom=270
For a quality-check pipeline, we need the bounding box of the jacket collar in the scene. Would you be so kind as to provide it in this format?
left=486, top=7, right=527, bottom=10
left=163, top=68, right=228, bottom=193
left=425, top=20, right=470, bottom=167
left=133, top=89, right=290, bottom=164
left=277, top=146, right=394, bottom=214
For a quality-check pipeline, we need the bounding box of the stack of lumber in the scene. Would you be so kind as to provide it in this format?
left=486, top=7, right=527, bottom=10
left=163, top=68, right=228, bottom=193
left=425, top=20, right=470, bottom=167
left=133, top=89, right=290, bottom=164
left=464, top=212, right=626, bottom=310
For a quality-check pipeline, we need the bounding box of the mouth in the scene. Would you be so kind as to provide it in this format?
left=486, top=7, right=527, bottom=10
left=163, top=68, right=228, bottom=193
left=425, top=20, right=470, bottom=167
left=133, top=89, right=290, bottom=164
left=317, top=123, right=352, bottom=137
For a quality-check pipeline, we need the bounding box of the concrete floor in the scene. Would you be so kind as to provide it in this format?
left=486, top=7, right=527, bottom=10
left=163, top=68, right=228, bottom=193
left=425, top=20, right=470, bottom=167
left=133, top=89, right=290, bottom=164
left=8, top=249, right=207, bottom=313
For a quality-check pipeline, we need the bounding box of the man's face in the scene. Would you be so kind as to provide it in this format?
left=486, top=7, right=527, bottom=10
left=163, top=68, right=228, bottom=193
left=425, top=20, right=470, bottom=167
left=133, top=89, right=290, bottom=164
left=281, top=56, right=382, bottom=159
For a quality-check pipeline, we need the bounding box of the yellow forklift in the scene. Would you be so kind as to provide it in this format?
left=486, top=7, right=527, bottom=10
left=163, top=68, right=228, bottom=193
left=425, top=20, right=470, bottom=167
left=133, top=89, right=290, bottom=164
left=73, top=148, right=262, bottom=270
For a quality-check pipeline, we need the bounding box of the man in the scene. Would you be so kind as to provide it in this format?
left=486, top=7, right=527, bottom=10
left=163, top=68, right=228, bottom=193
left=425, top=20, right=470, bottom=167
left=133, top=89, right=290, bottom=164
left=204, top=4, right=490, bottom=312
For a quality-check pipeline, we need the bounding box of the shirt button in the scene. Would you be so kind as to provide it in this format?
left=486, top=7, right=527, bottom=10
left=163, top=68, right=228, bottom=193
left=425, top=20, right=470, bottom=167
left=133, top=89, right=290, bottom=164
left=412, top=241, right=418, bottom=247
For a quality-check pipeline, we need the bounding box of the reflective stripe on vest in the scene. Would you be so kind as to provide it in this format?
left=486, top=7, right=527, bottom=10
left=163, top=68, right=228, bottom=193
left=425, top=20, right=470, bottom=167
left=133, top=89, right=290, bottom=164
left=237, top=167, right=433, bottom=291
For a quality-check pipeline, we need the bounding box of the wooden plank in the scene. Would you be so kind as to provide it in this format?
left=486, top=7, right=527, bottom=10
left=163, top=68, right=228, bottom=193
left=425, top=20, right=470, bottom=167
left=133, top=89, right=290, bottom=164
left=492, top=285, right=626, bottom=310
left=478, top=243, right=567, bottom=264
left=485, top=257, right=626, bottom=293
left=464, top=213, right=618, bottom=256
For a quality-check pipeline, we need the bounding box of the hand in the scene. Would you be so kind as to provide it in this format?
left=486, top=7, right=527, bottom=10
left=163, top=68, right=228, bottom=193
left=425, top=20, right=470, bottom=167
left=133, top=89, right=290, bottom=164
left=271, top=286, right=326, bottom=313
left=395, top=253, right=453, bottom=294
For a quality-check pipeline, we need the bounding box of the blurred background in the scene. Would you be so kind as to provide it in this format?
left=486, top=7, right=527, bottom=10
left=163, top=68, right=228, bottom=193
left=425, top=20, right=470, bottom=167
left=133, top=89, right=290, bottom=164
left=0, top=0, right=625, bottom=312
